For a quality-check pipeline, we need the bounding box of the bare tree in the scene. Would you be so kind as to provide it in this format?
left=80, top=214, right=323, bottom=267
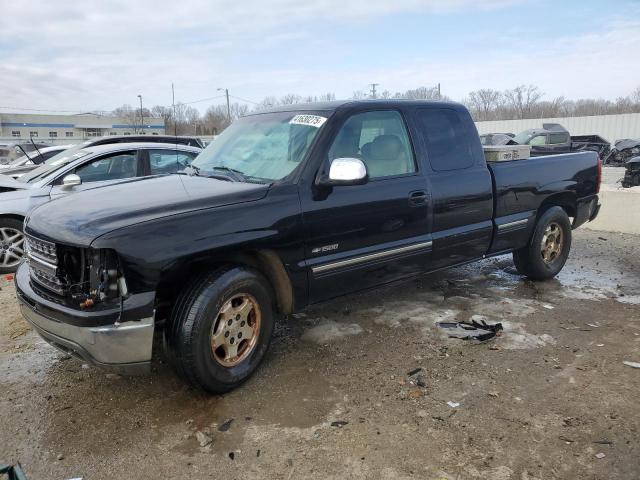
left=467, top=89, right=503, bottom=121
left=503, top=85, right=544, bottom=119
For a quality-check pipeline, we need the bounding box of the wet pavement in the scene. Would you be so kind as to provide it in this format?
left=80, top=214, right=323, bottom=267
left=1, top=229, right=639, bottom=479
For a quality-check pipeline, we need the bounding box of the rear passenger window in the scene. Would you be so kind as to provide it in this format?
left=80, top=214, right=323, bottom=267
left=417, top=109, right=474, bottom=171
left=328, top=110, right=416, bottom=179
left=549, top=133, right=569, bottom=144
left=148, top=149, right=197, bottom=175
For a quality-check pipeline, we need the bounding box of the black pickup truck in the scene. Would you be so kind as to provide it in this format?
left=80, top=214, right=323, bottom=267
left=16, top=100, right=601, bottom=393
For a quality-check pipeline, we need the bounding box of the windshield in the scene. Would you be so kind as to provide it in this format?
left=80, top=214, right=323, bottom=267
left=191, top=111, right=328, bottom=182
left=7, top=155, right=33, bottom=167
left=512, top=130, right=535, bottom=145
left=17, top=149, right=91, bottom=183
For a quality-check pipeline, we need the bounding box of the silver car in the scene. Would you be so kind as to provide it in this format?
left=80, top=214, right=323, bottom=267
left=0, top=142, right=202, bottom=272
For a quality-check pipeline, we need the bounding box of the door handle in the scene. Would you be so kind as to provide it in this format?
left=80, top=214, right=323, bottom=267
left=408, top=190, right=428, bottom=206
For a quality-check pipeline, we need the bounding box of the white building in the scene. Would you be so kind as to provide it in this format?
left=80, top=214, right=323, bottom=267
left=0, top=112, right=165, bottom=142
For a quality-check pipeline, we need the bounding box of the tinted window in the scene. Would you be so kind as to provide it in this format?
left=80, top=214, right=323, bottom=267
left=417, top=109, right=474, bottom=171
left=549, top=133, right=569, bottom=144
left=148, top=149, right=197, bottom=174
left=74, top=151, right=137, bottom=183
left=329, top=110, right=415, bottom=179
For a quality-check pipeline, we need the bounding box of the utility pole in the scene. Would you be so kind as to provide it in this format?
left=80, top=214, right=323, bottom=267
left=437, top=83, right=441, bottom=99
left=172, top=83, right=177, bottom=136
left=137, top=94, right=144, bottom=134
left=218, top=88, right=231, bottom=123
left=369, top=83, right=379, bottom=99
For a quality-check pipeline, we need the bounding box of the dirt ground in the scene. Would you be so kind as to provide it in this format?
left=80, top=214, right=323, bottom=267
left=1, top=229, right=639, bottom=480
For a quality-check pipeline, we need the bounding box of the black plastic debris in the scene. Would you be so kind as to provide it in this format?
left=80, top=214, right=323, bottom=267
left=0, top=463, right=28, bottom=480
left=436, top=318, right=503, bottom=342
left=218, top=418, right=234, bottom=432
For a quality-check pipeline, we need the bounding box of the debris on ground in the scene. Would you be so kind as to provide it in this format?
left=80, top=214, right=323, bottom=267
left=218, top=418, right=234, bottom=432
left=195, top=431, right=213, bottom=447
left=330, top=421, right=348, bottom=428
left=623, top=360, right=640, bottom=369
left=595, top=452, right=606, bottom=459
left=447, top=401, right=460, bottom=408
left=0, top=463, right=28, bottom=480
left=436, top=318, right=503, bottom=342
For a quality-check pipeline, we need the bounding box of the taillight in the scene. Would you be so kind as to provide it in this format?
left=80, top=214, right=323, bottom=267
left=596, top=157, right=602, bottom=194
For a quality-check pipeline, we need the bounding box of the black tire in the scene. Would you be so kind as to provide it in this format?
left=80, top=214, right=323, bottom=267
left=164, top=266, right=275, bottom=393
left=0, top=217, right=25, bottom=274
left=513, top=206, right=572, bottom=281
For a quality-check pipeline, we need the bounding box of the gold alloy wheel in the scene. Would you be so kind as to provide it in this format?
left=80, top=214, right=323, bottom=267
left=210, top=293, right=261, bottom=367
left=540, top=222, right=564, bottom=264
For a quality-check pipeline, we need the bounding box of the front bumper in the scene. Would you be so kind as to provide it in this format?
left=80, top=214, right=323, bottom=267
left=15, top=262, right=155, bottom=374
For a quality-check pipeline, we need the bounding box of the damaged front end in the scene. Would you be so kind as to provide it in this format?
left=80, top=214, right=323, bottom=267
left=621, top=156, right=640, bottom=188
left=17, top=233, right=155, bottom=373
left=605, top=139, right=640, bottom=166
left=26, top=235, right=126, bottom=310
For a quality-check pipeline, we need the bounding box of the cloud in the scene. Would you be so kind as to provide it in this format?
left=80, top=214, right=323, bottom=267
left=0, top=0, right=638, bottom=113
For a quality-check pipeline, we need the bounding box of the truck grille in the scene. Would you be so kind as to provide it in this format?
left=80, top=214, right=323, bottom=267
left=26, top=234, right=67, bottom=295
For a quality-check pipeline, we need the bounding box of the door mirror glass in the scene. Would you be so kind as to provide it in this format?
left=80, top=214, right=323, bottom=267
left=327, top=157, right=368, bottom=185
left=61, top=173, right=82, bottom=189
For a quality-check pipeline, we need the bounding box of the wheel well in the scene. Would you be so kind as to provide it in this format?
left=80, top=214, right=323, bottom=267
left=155, top=249, right=294, bottom=318
left=537, top=193, right=576, bottom=220
left=0, top=214, right=25, bottom=226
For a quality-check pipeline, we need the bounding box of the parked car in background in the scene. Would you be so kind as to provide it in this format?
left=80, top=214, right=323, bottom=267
left=512, top=124, right=610, bottom=158
left=15, top=100, right=601, bottom=392
left=0, top=145, right=74, bottom=173
left=0, top=135, right=203, bottom=178
left=0, top=142, right=202, bottom=272
left=0, top=142, right=49, bottom=164
left=621, top=156, right=640, bottom=188
left=605, top=138, right=640, bottom=165
left=479, top=133, right=516, bottom=146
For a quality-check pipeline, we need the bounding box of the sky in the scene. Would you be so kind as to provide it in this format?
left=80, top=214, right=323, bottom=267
left=1, top=0, right=639, bottom=114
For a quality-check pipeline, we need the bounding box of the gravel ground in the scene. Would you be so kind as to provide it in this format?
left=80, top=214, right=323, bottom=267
left=1, top=229, right=639, bottom=480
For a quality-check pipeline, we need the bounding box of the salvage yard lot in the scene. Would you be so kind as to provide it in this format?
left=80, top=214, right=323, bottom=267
left=1, top=229, right=639, bottom=480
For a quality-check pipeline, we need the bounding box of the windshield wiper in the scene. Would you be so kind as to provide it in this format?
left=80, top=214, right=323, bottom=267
left=211, top=166, right=246, bottom=182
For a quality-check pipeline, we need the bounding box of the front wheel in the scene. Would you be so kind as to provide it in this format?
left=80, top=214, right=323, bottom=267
left=0, top=218, right=25, bottom=274
left=164, top=266, right=275, bottom=393
left=513, top=206, right=572, bottom=280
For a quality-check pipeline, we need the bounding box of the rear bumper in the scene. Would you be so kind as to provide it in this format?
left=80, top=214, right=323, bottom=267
left=15, top=262, right=155, bottom=374
left=573, top=194, right=600, bottom=229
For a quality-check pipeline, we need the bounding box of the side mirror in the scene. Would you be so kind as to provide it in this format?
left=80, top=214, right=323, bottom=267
left=318, top=157, right=368, bottom=187
left=61, top=174, right=82, bottom=190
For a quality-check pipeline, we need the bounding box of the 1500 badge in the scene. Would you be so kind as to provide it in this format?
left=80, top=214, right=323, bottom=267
left=311, top=243, right=339, bottom=254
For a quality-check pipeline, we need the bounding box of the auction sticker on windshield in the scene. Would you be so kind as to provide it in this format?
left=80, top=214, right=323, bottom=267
left=289, top=114, right=327, bottom=128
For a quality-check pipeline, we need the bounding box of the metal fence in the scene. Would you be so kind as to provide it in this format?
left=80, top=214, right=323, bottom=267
left=475, top=113, right=640, bottom=143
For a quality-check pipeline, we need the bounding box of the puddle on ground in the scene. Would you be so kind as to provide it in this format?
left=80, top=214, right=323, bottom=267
left=301, top=320, right=363, bottom=344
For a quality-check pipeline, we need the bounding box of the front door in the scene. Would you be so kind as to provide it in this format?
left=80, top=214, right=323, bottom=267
left=300, top=109, right=432, bottom=303
left=50, top=149, right=141, bottom=199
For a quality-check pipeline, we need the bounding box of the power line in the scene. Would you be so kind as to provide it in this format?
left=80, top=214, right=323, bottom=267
left=180, top=94, right=225, bottom=105
left=228, top=94, right=260, bottom=105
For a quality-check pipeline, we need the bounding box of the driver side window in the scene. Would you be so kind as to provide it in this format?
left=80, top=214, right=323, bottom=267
left=74, top=151, right=138, bottom=183
left=328, top=110, right=416, bottom=179
left=528, top=135, right=547, bottom=146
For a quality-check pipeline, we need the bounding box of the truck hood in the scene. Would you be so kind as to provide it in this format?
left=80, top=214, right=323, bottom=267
left=26, top=174, right=270, bottom=246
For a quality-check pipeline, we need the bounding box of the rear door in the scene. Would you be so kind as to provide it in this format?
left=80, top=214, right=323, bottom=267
left=412, top=107, right=493, bottom=269
left=49, top=149, right=142, bottom=198
left=300, top=109, right=432, bottom=303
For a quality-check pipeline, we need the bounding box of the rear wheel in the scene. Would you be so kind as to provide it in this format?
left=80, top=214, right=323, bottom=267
left=513, top=206, right=572, bottom=280
left=164, top=266, right=275, bottom=393
left=0, top=218, right=25, bottom=274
